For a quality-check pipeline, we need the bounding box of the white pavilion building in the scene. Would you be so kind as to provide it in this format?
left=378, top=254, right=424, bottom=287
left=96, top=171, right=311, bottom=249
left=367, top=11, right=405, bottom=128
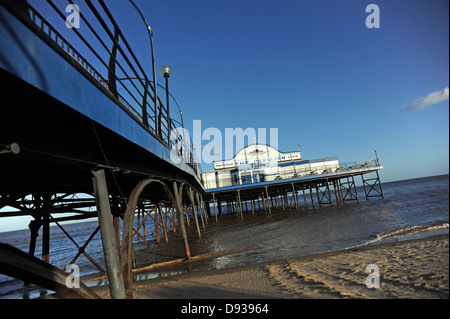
left=201, top=144, right=340, bottom=190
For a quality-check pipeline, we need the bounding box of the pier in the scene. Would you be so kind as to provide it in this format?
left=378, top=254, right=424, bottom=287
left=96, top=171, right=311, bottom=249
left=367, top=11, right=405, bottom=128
left=0, top=0, right=384, bottom=299
left=201, top=145, right=384, bottom=219
left=204, top=161, right=384, bottom=219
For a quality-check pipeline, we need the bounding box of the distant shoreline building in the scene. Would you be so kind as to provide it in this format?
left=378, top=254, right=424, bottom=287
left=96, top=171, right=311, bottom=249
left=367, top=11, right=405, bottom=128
left=201, top=144, right=340, bottom=190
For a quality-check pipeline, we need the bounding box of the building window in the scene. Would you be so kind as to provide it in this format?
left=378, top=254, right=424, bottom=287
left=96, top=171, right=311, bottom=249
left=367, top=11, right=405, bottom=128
left=241, top=174, right=252, bottom=185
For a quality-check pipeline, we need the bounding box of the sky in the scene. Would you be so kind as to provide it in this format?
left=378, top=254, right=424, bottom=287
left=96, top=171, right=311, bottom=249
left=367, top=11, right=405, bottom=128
left=108, top=0, right=448, bottom=183
left=1, top=0, right=448, bottom=232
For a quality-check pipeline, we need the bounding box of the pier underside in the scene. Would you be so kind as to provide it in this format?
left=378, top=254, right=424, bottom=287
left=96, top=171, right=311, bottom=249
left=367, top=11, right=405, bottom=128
left=204, top=170, right=384, bottom=219
left=0, top=55, right=207, bottom=299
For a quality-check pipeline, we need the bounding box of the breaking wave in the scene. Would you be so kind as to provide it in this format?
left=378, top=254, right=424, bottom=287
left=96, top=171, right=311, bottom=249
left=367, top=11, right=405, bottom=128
left=368, top=222, right=449, bottom=244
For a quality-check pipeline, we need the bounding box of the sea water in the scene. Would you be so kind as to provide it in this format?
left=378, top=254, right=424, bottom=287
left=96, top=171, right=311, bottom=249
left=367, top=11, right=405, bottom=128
left=0, top=174, right=448, bottom=298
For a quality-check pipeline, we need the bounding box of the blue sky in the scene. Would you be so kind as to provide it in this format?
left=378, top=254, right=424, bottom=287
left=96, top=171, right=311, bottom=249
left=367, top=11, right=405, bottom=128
left=114, top=0, right=448, bottom=183
left=2, top=0, right=447, bottom=232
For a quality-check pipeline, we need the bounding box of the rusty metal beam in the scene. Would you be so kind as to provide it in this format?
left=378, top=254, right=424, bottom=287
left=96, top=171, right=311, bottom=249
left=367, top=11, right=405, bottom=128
left=121, top=178, right=187, bottom=298
left=0, top=242, right=100, bottom=299
left=121, top=177, right=156, bottom=299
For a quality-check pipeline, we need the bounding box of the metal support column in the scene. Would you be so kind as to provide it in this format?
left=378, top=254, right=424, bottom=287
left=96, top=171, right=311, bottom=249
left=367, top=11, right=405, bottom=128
left=92, top=169, right=125, bottom=299
left=292, top=183, right=299, bottom=211
left=309, top=185, right=315, bottom=208
left=196, top=192, right=208, bottom=225
left=353, top=176, right=360, bottom=202
left=303, top=189, right=307, bottom=207
left=173, top=182, right=191, bottom=261
left=218, top=198, right=223, bottom=217
left=158, top=203, right=169, bottom=243
left=42, top=214, right=50, bottom=263
left=212, top=193, right=218, bottom=222
left=377, top=171, right=385, bottom=199
left=187, top=188, right=202, bottom=238
left=237, top=190, right=243, bottom=219
left=28, top=219, right=40, bottom=257
left=265, top=186, right=271, bottom=215
left=327, top=181, right=333, bottom=206
left=316, top=185, right=322, bottom=206
left=261, top=191, right=267, bottom=211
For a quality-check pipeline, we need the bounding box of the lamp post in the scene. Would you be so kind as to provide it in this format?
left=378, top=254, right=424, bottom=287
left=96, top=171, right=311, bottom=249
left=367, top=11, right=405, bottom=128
left=160, top=64, right=173, bottom=143
left=128, top=0, right=159, bottom=136
left=374, top=148, right=379, bottom=166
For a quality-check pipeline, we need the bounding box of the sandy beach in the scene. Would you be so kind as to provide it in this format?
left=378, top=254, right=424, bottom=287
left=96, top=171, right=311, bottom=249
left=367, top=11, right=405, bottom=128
left=92, top=234, right=449, bottom=299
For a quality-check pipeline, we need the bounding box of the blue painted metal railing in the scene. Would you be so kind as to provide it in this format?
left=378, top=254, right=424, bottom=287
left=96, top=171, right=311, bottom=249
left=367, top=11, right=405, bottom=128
left=22, top=0, right=199, bottom=176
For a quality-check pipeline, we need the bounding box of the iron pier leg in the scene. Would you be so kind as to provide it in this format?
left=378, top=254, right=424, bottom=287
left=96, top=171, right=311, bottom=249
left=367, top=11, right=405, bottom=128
left=28, top=219, right=40, bottom=257
left=303, top=189, right=307, bottom=207
left=260, top=192, right=265, bottom=211
left=196, top=192, right=208, bottom=225
left=92, top=169, right=125, bottom=299
left=237, top=190, right=243, bottom=219
left=295, top=191, right=299, bottom=210
left=362, top=174, right=368, bottom=200
left=42, top=214, right=50, bottom=263
left=212, top=193, right=218, bottom=222
left=327, top=181, right=333, bottom=206
left=158, top=203, right=169, bottom=243
left=336, top=180, right=342, bottom=203
left=292, top=183, right=299, bottom=211
left=217, top=199, right=222, bottom=217
left=154, top=204, right=161, bottom=244
left=173, top=182, right=191, bottom=261
left=352, top=175, right=360, bottom=202
left=316, top=185, right=322, bottom=206
left=309, top=185, right=315, bottom=208
left=377, top=171, right=385, bottom=199
left=113, top=216, right=121, bottom=260
left=265, top=186, right=271, bottom=215
left=184, top=203, right=191, bottom=227
left=335, top=180, right=342, bottom=203
left=188, top=188, right=202, bottom=239
left=250, top=196, right=255, bottom=214
left=200, top=195, right=209, bottom=223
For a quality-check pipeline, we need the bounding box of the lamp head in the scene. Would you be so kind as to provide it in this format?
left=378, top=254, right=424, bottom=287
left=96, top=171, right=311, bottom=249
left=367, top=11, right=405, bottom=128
left=160, top=64, right=173, bottom=78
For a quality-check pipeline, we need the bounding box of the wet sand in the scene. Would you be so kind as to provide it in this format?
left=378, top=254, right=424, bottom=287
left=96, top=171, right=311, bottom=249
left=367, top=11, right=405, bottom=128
left=92, top=234, right=449, bottom=299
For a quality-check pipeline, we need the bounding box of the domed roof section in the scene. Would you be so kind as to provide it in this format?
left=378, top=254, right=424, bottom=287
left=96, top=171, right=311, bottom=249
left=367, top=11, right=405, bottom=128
left=213, top=144, right=302, bottom=170
left=234, top=145, right=280, bottom=162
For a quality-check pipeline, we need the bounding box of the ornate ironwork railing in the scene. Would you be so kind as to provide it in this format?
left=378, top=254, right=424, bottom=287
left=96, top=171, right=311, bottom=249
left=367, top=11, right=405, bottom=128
left=23, top=0, right=199, bottom=175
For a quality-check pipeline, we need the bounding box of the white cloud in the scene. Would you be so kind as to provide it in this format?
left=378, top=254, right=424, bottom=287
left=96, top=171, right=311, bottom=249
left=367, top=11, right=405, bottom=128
left=401, top=86, right=449, bottom=111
